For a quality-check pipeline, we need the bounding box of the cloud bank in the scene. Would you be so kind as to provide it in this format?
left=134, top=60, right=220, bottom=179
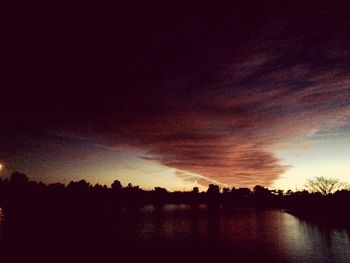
left=3, top=2, right=350, bottom=188
left=51, top=9, right=350, bottom=188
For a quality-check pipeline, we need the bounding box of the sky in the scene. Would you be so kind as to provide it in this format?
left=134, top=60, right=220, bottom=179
left=1, top=0, right=350, bottom=191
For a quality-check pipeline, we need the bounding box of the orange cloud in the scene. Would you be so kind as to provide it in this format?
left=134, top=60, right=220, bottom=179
left=54, top=10, right=350, bottom=188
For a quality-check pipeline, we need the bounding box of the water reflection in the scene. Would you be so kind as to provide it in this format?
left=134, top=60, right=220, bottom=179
left=116, top=205, right=350, bottom=262
left=1, top=204, right=349, bottom=262
left=283, top=217, right=350, bottom=262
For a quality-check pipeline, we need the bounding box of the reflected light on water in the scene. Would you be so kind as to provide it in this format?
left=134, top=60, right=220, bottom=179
left=115, top=205, right=350, bottom=262
left=282, top=213, right=350, bottom=262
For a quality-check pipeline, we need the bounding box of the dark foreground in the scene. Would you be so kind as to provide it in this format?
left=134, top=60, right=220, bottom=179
left=1, top=205, right=350, bottom=263
left=1, top=173, right=350, bottom=262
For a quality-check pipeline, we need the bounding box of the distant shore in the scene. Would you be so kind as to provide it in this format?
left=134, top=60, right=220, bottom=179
left=287, top=207, right=350, bottom=228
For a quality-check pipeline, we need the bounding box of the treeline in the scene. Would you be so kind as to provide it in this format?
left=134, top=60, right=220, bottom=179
left=1, top=172, right=350, bottom=210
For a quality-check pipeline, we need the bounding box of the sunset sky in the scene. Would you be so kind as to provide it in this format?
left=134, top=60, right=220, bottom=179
left=2, top=0, right=350, bottom=191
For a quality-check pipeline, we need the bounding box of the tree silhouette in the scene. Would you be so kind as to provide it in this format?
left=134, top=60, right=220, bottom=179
left=305, top=176, right=349, bottom=195
left=111, top=180, right=122, bottom=192
left=67, top=179, right=90, bottom=192
left=206, top=184, right=220, bottom=204
left=207, top=184, right=220, bottom=195
left=192, top=187, right=199, bottom=194
left=253, top=185, right=270, bottom=196
left=10, top=172, right=28, bottom=185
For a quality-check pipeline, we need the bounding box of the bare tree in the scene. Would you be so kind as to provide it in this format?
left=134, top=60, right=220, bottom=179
left=305, top=176, right=349, bottom=195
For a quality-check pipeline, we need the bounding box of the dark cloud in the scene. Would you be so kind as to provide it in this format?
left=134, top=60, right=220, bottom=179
left=2, top=0, right=350, bottom=187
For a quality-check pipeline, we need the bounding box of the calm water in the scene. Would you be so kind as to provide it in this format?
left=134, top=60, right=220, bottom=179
left=1, top=205, right=350, bottom=262
left=115, top=205, right=350, bottom=262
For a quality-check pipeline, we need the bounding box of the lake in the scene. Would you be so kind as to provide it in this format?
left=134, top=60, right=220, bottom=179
left=1, top=204, right=350, bottom=262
